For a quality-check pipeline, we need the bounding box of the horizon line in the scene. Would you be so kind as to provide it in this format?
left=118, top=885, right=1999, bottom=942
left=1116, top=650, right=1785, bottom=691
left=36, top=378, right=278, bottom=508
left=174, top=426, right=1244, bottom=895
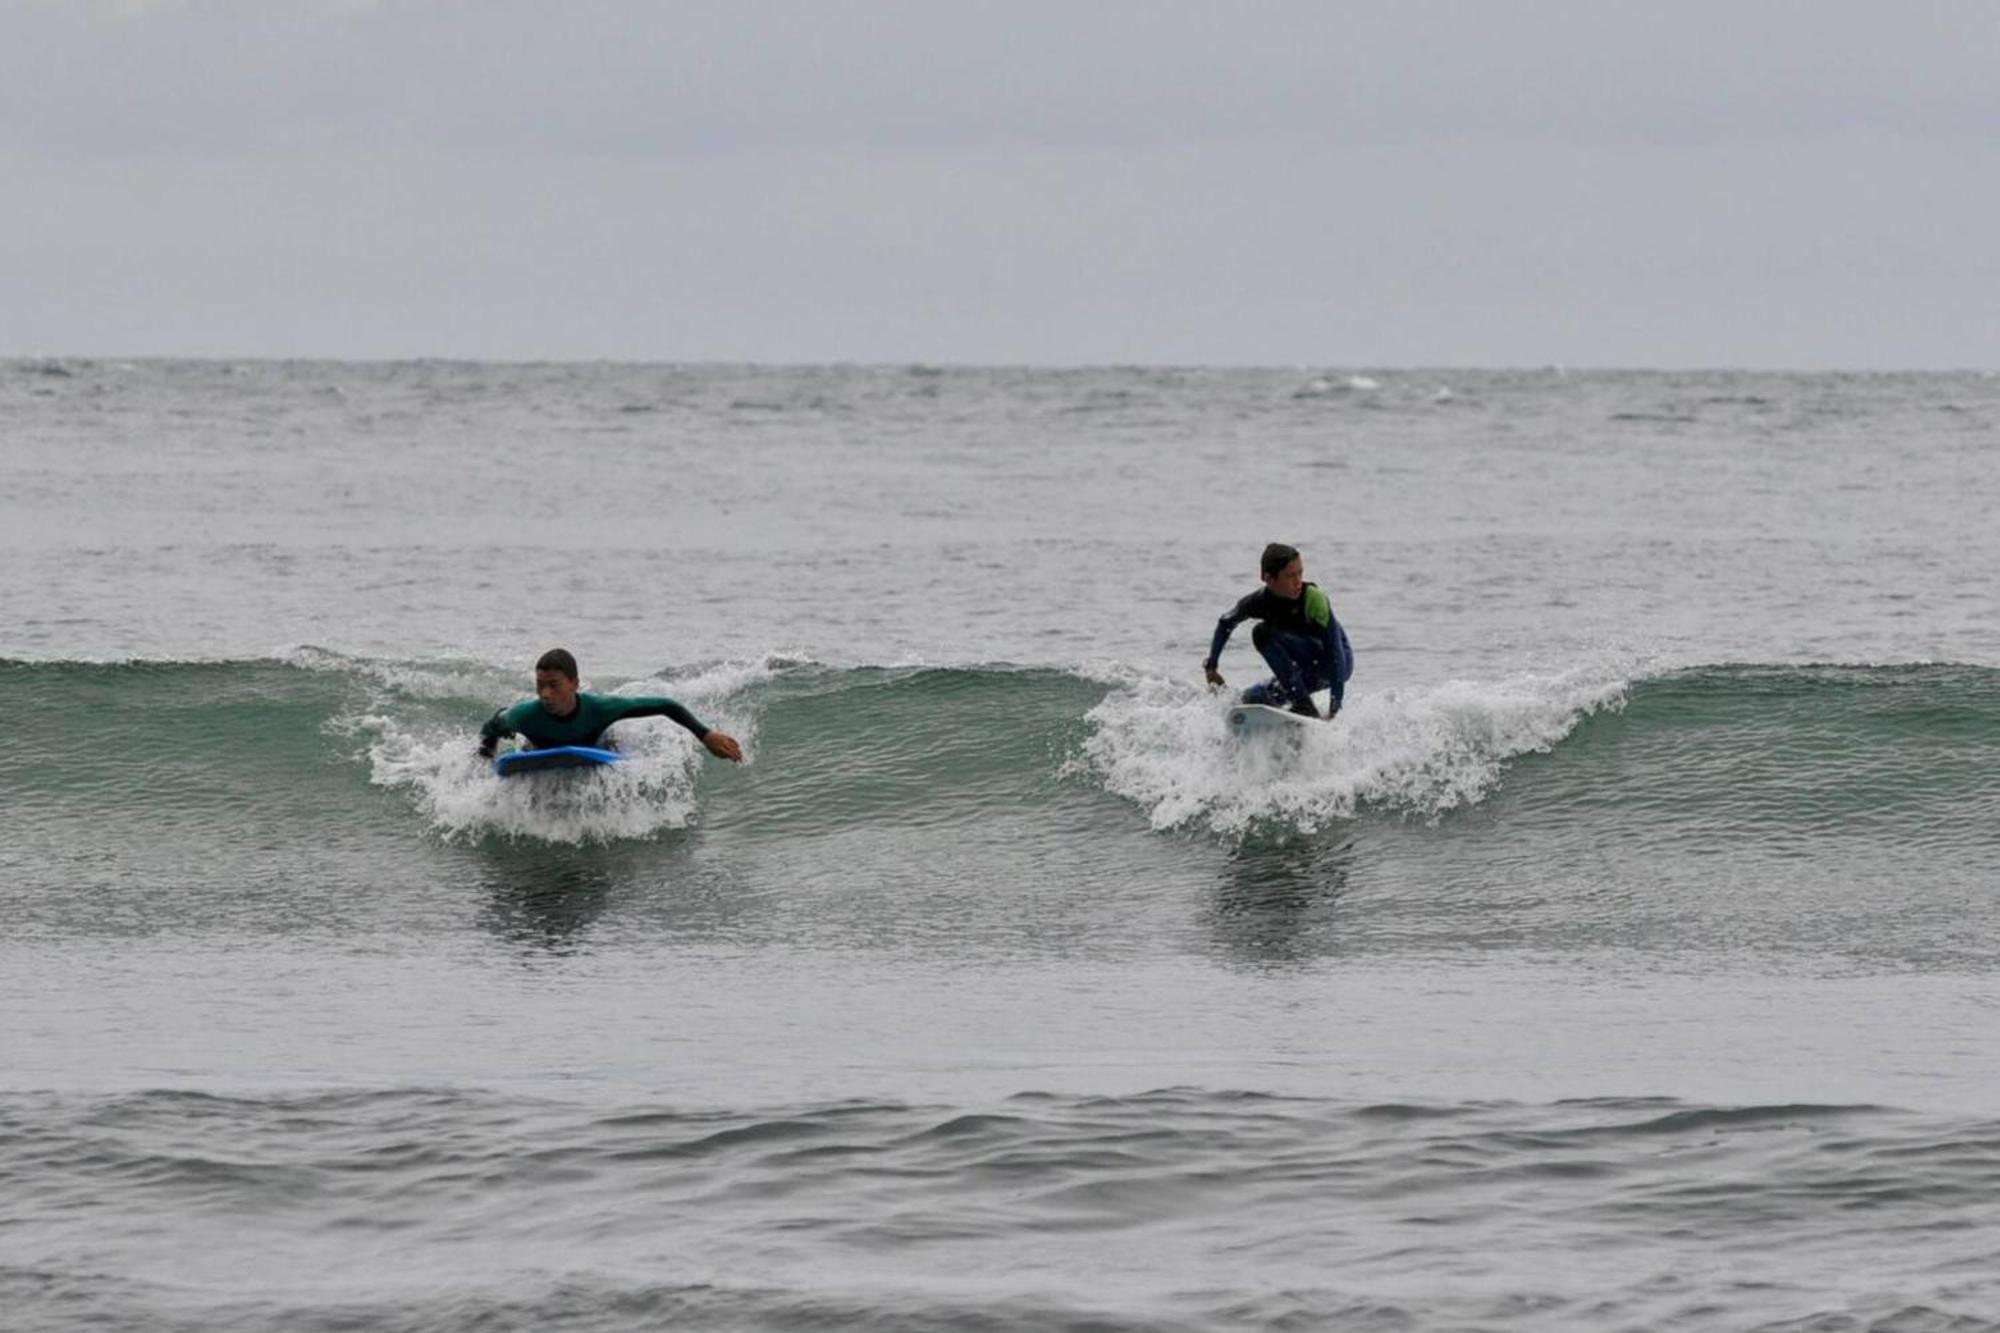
left=7, top=354, right=1995, bottom=376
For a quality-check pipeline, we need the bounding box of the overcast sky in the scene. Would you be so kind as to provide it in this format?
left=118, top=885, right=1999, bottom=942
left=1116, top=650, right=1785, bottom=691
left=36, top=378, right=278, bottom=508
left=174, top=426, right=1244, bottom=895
left=4, top=1, right=1997, bottom=366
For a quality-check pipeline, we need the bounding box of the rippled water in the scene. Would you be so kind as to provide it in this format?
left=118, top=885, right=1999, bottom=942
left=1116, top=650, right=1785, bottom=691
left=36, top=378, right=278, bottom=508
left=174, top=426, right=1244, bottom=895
left=8, top=1089, right=1998, bottom=1332
left=4, top=361, right=1997, bottom=1329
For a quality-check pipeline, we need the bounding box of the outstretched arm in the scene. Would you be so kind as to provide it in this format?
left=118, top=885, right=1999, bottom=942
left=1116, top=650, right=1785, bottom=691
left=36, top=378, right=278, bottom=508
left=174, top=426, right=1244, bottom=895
left=1203, top=595, right=1254, bottom=687
left=613, top=697, right=744, bottom=763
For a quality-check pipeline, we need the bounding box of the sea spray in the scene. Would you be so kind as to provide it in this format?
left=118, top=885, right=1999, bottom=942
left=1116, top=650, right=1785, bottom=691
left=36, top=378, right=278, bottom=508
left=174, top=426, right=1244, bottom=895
left=351, top=659, right=766, bottom=845
left=1078, top=664, right=1633, bottom=834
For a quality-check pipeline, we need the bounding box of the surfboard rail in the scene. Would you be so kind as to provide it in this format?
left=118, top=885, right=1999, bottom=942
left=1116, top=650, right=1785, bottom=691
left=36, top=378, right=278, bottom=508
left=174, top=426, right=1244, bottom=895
left=492, top=745, right=623, bottom=777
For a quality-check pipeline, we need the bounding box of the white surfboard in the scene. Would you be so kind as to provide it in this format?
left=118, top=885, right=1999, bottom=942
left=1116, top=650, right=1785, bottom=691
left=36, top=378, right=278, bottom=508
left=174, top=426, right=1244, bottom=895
left=1226, top=703, right=1316, bottom=738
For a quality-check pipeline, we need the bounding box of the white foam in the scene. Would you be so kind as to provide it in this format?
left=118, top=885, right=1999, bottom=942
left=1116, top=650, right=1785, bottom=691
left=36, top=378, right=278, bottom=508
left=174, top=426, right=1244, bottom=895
left=627, top=656, right=781, bottom=712
left=1078, top=665, right=1631, bottom=836
left=1293, top=374, right=1381, bottom=398
left=342, top=654, right=775, bottom=845
left=354, top=711, right=706, bottom=845
left=280, top=644, right=515, bottom=700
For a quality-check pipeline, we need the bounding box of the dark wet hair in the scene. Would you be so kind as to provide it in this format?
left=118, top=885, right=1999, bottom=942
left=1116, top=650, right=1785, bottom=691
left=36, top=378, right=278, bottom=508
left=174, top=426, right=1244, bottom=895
left=535, top=648, right=579, bottom=681
left=1260, top=543, right=1301, bottom=578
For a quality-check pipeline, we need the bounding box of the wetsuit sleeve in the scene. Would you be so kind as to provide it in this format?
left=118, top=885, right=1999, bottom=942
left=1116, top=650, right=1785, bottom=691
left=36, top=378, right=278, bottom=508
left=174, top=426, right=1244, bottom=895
left=477, top=708, right=516, bottom=756
left=1204, top=592, right=1259, bottom=669
left=606, top=696, right=712, bottom=738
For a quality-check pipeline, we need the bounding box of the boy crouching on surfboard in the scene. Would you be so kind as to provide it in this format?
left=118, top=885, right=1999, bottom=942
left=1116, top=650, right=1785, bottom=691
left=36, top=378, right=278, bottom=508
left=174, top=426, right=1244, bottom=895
left=478, top=648, right=743, bottom=761
left=1202, top=543, right=1354, bottom=719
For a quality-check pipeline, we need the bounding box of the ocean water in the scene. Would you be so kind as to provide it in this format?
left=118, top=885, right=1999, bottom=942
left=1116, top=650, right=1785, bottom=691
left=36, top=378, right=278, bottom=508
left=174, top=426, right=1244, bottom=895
left=4, top=360, right=1998, bottom=1330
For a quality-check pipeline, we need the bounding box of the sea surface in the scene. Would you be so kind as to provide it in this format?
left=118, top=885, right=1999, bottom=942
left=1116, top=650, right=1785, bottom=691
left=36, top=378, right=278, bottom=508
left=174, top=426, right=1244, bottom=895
left=4, top=361, right=1998, bottom=1330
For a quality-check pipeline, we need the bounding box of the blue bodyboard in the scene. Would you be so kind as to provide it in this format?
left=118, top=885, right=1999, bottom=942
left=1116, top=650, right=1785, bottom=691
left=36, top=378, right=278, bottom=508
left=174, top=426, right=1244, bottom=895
left=492, top=745, right=622, bottom=777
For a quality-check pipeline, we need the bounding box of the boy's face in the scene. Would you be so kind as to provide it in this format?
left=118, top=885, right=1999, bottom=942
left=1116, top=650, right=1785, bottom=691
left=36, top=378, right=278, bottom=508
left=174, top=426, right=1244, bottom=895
left=536, top=668, right=580, bottom=716
left=1263, top=556, right=1305, bottom=599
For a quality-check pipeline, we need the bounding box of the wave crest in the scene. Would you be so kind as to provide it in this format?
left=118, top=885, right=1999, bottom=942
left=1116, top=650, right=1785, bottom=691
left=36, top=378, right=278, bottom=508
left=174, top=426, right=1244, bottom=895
left=1079, top=666, right=1631, bottom=835
left=347, top=657, right=771, bottom=845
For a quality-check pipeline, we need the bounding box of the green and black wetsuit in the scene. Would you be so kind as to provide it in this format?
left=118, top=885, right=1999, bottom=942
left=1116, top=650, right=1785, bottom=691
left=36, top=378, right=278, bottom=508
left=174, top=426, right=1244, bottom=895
left=478, top=692, right=711, bottom=757
left=1205, top=582, right=1354, bottom=711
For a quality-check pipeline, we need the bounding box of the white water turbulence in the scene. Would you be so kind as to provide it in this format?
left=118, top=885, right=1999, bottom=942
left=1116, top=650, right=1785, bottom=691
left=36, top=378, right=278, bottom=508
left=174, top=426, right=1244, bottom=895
left=354, top=660, right=764, bottom=845
left=1080, top=664, right=1633, bottom=834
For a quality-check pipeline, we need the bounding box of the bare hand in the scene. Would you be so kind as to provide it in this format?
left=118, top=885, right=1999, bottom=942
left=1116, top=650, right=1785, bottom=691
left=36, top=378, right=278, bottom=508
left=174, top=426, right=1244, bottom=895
left=1204, top=666, right=1226, bottom=690
left=702, top=730, right=744, bottom=762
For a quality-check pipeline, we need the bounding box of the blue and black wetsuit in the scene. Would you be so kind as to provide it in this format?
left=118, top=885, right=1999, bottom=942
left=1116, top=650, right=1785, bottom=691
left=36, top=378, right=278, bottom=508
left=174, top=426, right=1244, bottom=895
left=1205, top=583, right=1354, bottom=714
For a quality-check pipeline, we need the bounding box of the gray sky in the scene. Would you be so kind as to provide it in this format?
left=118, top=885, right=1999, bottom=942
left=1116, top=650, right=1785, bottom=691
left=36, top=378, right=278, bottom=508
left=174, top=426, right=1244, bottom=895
left=5, top=1, right=1997, bottom=366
